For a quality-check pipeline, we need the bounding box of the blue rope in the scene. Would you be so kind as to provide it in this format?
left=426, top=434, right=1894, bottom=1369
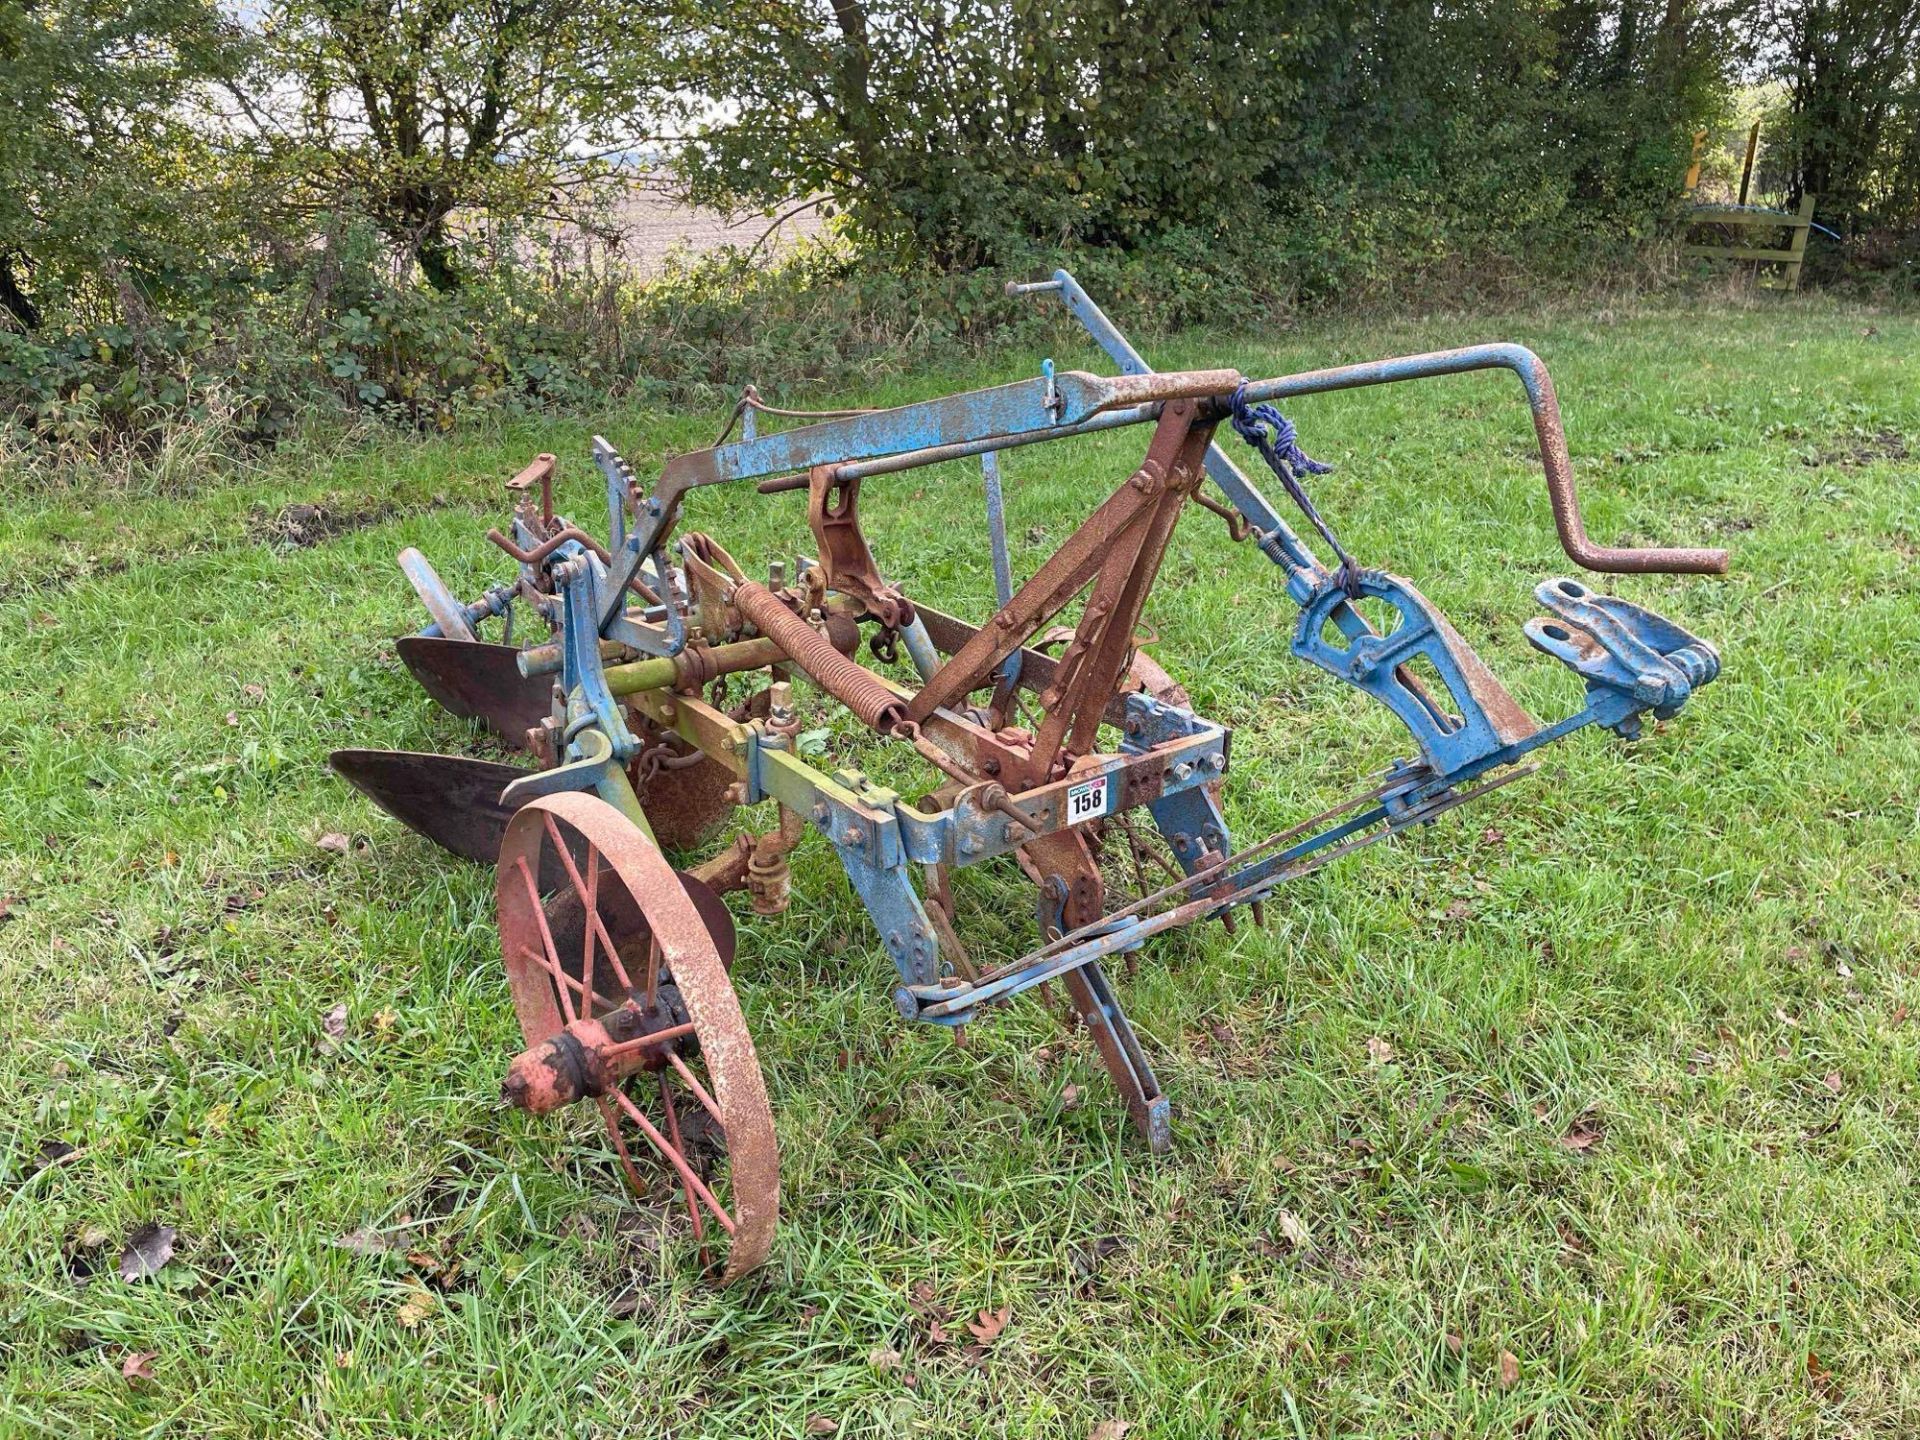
left=1228, top=384, right=1363, bottom=597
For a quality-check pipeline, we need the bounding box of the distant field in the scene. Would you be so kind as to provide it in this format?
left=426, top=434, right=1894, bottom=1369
left=598, top=180, right=831, bottom=273
left=2, top=294, right=1917, bottom=1438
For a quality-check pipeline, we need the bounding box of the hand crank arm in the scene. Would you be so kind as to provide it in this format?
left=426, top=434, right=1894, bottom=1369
left=1015, top=268, right=1728, bottom=577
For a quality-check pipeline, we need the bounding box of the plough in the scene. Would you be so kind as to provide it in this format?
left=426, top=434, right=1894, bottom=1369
left=332, top=273, right=1727, bottom=1280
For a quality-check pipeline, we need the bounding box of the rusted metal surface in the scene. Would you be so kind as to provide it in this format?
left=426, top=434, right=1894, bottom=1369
left=1236, top=345, right=1729, bottom=575
left=397, top=636, right=552, bottom=745
left=487, top=523, right=612, bottom=567
left=730, top=579, right=907, bottom=731
left=806, top=466, right=914, bottom=629
left=498, top=792, right=777, bottom=1281
left=632, top=731, right=739, bottom=853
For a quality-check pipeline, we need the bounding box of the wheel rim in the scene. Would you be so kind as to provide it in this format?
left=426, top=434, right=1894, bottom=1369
left=496, top=791, right=778, bottom=1282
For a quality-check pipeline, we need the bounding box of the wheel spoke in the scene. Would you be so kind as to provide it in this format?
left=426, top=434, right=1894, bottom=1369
left=515, top=857, right=577, bottom=1023
left=514, top=859, right=620, bottom=1014
left=659, top=1075, right=705, bottom=1246
left=581, top=850, right=599, bottom=1014
left=542, top=815, right=636, bottom=994
left=642, top=930, right=661, bottom=1008
left=597, top=1096, right=648, bottom=1195
left=602, top=1022, right=696, bottom=1058
left=667, top=1051, right=726, bottom=1128
left=608, top=1086, right=737, bottom=1235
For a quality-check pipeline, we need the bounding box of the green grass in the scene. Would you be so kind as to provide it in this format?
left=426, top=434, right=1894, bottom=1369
left=3, top=293, right=1918, bottom=1438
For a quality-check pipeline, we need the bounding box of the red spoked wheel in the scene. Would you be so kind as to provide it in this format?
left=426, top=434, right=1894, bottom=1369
left=495, top=791, right=778, bottom=1282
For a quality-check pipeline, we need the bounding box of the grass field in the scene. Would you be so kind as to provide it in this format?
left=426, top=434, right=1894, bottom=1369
left=2, top=294, right=1917, bottom=1438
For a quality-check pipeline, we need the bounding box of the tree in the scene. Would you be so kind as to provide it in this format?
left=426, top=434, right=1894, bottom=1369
left=663, top=1, right=1739, bottom=271
left=1758, top=0, right=1920, bottom=235
left=0, top=0, right=238, bottom=330
left=663, top=1, right=1321, bottom=267
left=245, top=0, right=667, bottom=291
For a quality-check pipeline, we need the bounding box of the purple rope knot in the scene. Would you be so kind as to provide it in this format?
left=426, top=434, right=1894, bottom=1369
left=1229, top=386, right=1333, bottom=477
left=1227, top=384, right=1361, bottom=597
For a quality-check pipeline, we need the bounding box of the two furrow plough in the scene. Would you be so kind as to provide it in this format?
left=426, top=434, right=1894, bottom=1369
left=332, top=274, right=1726, bottom=1280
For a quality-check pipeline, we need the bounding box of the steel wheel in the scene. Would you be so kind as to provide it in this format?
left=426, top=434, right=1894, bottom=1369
left=496, top=791, right=778, bottom=1282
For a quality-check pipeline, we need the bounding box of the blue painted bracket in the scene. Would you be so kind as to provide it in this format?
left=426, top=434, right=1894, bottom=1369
left=1523, top=577, right=1721, bottom=738
left=1292, top=568, right=1539, bottom=777
left=556, top=558, right=640, bottom=761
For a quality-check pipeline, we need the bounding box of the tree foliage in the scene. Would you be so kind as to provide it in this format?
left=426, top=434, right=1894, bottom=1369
left=668, top=1, right=1740, bottom=271
left=242, top=0, right=664, bottom=290
left=0, top=0, right=241, bottom=329
left=1, top=0, right=1914, bottom=455
left=1758, top=0, right=1920, bottom=237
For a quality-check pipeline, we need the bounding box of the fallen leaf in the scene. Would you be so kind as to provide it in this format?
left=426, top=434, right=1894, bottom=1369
left=967, top=1304, right=1011, bottom=1345
left=118, top=1223, right=176, bottom=1282
left=1059, top=1083, right=1081, bottom=1111
left=396, top=1283, right=436, bottom=1329
left=1445, top=1332, right=1464, bottom=1357
left=224, top=711, right=239, bottom=727
left=1892, top=1004, right=1910, bottom=1026
left=927, top=1321, right=951, bottom=1345
left=1498, top=1349, right=1520, bottom=1389
left=243, top=683, right=265, bottom=700
left=1275, top=1210, right=1311, bottom=1249
left=868, top=1346, right=902, bottom=1371
left=805, top=1418, right=837, bottom=1435
left=1558, top=1120, right=1602, bottom=1151
left=1822, top=1071, right=1844, bottom=1095
left=1090, top=1422, right=1130, bottom=1440
left=316, top=832, right=352, bottom=855
left=121, top=1351, right=157, bottom=1384
left=77, top=1223, right=110, bottom=1250
left=1365, top=1036, right=1394, bottom=1065
left=371, top=1009, right=397, bottom=1036
left=334, top=1349, right=354, bottom=1369
left=322, top=1003, right=349, bottom=1041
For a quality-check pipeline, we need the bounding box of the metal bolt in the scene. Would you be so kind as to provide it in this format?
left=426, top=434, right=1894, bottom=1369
left=842, top=825, right=865, bottom=846
left=1173, top=762, right=1193, bottom=782
left=811, top=803, right=830, bottom=824
left=1208, top=751, right=1225, bottom=770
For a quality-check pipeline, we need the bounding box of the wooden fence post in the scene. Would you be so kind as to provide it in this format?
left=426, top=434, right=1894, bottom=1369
left=1785, top=192, right=1816, bottom=291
